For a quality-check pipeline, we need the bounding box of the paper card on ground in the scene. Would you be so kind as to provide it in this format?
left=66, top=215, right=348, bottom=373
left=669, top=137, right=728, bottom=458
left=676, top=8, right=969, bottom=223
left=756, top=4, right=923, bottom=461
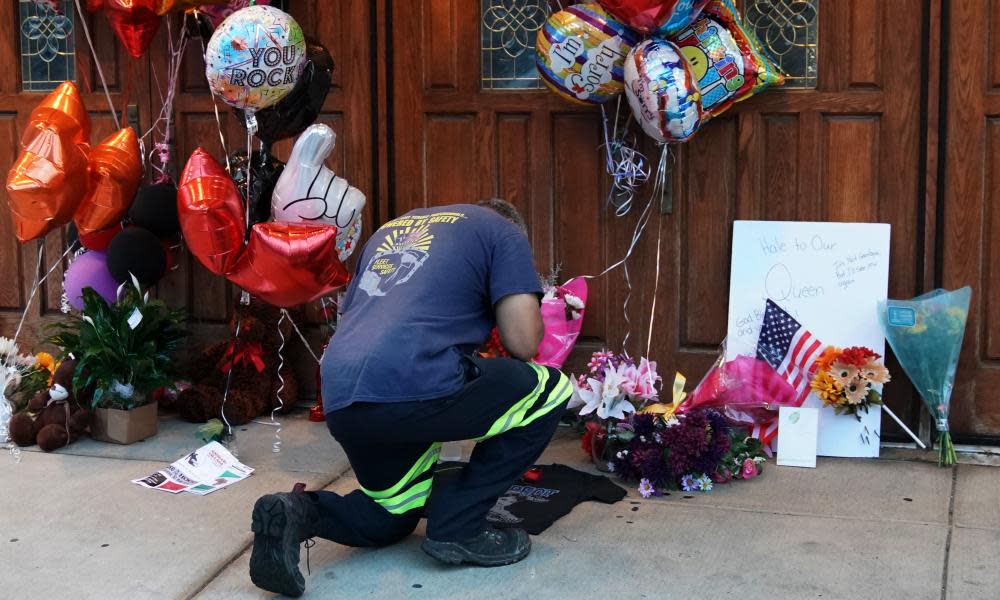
left=777, top=407, right=819, bottom=468
left=132, top=441, right=254, bottom=495
left=726, top=221, right=891, bottom=458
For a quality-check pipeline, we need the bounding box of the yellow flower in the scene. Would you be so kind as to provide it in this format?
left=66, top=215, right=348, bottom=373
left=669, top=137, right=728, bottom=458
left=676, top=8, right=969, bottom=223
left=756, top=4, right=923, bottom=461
left=811, top=371, right=843, bottom=407
left=829, top=361, right=859, bottom=387
left=860, top=361, right=891, bottom=385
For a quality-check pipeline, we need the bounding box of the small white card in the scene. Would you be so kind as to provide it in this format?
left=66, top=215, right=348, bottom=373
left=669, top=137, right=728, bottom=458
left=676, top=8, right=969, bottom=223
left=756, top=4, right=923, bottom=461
left=776, top=407, right=819, bottom=468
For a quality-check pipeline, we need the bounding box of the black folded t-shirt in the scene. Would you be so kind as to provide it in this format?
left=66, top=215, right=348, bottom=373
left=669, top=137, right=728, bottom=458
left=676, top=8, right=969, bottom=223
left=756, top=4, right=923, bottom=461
left=433, top=463, right=627, bottom=535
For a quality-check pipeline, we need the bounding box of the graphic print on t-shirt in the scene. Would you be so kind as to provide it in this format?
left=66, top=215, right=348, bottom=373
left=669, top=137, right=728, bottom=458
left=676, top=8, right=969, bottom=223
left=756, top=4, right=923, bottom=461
left=358, top=210, right=467, bottom=297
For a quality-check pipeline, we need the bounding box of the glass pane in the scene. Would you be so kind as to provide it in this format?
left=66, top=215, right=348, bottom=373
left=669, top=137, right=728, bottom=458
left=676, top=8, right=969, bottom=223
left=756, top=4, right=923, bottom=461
left=19, top=0, right=76, bottom=93
left=745, top=0, right=818, bottom=89
left=481, top=0, right=551, bottom=90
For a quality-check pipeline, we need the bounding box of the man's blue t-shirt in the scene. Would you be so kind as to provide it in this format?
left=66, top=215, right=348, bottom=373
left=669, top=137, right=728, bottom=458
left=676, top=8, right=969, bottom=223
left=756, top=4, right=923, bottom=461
left=321, top=204, right=542, bottom=412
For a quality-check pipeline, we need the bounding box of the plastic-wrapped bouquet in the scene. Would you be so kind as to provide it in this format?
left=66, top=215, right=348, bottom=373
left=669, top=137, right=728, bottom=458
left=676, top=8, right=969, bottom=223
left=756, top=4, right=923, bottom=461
left=880, top=287, right=971, bottom=466
left=0, top=338, right=56, bottom=446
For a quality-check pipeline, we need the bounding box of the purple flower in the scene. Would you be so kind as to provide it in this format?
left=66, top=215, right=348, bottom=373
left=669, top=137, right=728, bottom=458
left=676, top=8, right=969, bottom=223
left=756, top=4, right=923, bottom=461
left=680, top=474, right=701, bottom=492
left=638, top=478, right=654, bottom=498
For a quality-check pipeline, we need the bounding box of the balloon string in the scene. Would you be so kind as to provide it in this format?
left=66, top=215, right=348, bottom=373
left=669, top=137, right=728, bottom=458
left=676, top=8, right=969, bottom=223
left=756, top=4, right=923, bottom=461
left=4, top=242, right=73, bottom=373
left=198, top=28, right=231, bottom=173
left=218, top=317, right=243, bottom=444
left=257, top=310, right=289, bottom=454
left=284, top=310, right=322, bottom=365
left=646, top=210, right=663, bottom=359
left=600, top=97, right=649, bottom=218
left=143, top=14, right=190, bottom=182
left=73, top=0, right=120, bottom=130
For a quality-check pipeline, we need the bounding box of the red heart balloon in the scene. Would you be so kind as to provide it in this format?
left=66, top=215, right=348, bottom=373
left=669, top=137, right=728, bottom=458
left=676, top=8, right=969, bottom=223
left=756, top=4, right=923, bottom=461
left=75, top=127, right=142, bottom=235
left=6, top=82, right=92, bottom=242
left=102, top=0, right=161, bottom=59
left=227, top=222, right=350, bottom=308
left=177, top=148, right=246, bottom=276
left=598, top=0, right=681, bottom=33
left=79, top=222, right=124, bottom=251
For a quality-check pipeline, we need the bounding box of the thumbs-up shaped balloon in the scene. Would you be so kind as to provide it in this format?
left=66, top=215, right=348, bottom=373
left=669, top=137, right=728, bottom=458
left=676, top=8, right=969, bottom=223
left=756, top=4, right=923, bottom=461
left=271, top=124, right=365, bottom=261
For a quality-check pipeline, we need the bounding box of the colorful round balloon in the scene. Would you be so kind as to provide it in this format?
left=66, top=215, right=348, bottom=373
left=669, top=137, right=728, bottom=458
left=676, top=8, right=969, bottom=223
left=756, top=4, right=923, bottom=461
left=624, top=39, right=702, bottom=144
left=535, top=3, right=639, bottom=105
left=204, top=5, right=306, bottom=112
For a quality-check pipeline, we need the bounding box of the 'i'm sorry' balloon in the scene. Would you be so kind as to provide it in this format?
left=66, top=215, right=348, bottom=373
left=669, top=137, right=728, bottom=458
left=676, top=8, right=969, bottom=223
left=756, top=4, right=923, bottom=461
left=535, top=3, right=639, bottom=104
left=204, top=5, right=306, bottom=112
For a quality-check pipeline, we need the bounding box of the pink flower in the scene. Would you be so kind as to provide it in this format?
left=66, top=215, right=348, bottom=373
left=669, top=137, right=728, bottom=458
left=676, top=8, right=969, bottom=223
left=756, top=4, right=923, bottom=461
left=621, top=357, right=661, bottom=401
left=741, top=458, right=759, bottom=479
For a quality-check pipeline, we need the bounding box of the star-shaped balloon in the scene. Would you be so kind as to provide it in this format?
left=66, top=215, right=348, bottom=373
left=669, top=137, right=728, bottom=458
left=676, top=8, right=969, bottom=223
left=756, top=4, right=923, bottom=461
left=6, top=82, right=91, bottom=242
left=177, top=148, right=246, bottom=275
left=75, top=128, right=142, bottom=235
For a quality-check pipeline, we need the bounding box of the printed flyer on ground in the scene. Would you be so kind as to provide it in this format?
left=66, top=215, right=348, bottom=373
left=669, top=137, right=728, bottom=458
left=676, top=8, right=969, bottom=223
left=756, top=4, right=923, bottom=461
left=132, top=442, right=254, bottom=495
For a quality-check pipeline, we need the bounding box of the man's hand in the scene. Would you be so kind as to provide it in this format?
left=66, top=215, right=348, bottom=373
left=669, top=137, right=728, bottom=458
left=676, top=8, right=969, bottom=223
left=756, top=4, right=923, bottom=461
left=495, top=293, right=543, bottom=361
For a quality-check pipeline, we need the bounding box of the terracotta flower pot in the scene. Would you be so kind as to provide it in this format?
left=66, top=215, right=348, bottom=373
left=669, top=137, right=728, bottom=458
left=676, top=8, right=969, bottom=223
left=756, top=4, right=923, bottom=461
left=91, top=401, right=158, bottom=444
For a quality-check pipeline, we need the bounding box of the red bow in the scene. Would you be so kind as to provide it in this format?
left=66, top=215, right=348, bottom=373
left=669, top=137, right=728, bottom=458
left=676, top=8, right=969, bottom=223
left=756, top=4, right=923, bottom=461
left=219, top=341, right=266, bottom=374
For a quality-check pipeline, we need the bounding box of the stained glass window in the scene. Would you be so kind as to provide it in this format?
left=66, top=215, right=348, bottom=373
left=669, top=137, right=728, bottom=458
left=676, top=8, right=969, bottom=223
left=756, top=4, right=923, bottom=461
left=481, top=0, right=550, bottom=90
left=19, top=0, right=76, bottom=93
left=745, top=0, right=818, bottom=89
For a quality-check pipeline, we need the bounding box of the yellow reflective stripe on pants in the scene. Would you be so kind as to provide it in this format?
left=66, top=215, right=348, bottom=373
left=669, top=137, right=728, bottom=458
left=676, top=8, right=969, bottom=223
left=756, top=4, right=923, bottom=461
left=360, top=442, right=441, bottom=506
left=519, top=371, right=572, bottom=429
left=475, top=363, right=550, bottom=441
left=374, top=478, right=435, bottom=515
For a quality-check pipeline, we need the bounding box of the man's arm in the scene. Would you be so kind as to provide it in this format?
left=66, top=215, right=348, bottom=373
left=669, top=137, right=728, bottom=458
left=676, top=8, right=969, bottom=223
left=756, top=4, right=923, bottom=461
left=495, top=293, right=543, bottom=361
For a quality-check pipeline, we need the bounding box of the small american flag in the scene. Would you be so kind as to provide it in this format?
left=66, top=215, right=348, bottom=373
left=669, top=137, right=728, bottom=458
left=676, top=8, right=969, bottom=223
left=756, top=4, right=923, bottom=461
left=756, top=299, right=824, bottom=407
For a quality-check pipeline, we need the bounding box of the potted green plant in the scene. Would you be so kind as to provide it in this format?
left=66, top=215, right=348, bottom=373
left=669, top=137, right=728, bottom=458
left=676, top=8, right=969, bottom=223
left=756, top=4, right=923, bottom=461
left=47, top=280, right=187, bottom=444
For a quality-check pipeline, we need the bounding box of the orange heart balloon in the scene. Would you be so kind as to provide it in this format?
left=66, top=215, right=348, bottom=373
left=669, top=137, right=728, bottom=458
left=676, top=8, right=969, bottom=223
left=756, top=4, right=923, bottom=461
left=227, top=222, right=350, bottom=308
left=75, top=128, right=142, bottom=235
left=6, top=82, right=91, bottom=242
left=177, top=148, right=246, bottom=275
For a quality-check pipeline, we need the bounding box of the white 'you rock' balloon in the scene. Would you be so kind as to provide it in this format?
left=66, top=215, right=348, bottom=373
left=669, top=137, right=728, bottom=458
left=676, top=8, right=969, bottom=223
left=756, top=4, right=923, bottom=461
left=271, top=124, right=365, bottom=261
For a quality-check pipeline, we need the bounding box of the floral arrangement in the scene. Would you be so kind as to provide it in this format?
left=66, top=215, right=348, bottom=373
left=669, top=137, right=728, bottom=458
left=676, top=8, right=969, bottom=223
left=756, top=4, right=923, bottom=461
left=809, top=346, right=890, bottom=420
left=569, top=350, right=661, bottom=421
left=608, top=410, right=768, bottom=496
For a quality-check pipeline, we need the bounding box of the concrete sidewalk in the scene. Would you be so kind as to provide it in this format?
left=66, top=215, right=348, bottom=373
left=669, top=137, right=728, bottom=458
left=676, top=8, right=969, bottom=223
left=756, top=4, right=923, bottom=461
left=1, top=410, right=998, bottom=599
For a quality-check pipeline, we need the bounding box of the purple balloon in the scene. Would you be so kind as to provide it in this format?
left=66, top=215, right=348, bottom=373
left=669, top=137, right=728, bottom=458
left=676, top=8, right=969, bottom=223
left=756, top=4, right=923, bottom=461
left=64, top=251, right=120, bottom=310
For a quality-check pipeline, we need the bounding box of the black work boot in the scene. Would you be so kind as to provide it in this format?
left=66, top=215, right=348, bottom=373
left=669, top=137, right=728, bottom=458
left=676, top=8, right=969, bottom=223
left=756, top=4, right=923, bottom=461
left=249, top=484, right=319, bottom=597
left=421, top=526, right=531, bottom=567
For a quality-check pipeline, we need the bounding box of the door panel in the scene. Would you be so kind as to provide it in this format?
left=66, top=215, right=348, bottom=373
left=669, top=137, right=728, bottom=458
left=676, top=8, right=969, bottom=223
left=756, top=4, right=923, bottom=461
left=942, top=0, right=1000, bottom=439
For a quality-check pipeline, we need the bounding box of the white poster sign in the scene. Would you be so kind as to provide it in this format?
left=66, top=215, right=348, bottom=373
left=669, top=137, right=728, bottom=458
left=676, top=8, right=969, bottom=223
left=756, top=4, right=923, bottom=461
left=726, top=221, right=891, bottom=458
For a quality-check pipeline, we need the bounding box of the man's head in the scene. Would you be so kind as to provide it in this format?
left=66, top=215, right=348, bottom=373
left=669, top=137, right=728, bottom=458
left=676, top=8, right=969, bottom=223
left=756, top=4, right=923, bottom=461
left=478, top=198, right=527, bottom=234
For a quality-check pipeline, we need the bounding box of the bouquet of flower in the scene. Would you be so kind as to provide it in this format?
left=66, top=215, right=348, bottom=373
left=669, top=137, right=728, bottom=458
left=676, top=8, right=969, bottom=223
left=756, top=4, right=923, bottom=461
left=879, top=287, right=971, bottom=466
left=809, top=346, right=890, bottom=420
left=570, top=349, right=661, bottom=421
left=608, top=410, right=768, bottom=497
left=533, top=277, right=587, bottom=368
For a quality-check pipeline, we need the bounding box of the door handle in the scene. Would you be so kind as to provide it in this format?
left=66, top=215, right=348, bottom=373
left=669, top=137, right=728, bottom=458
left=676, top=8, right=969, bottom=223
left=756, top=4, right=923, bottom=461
left=658, top=157, right=673, bottom=215
left=127, top=103, right=139, bottom=134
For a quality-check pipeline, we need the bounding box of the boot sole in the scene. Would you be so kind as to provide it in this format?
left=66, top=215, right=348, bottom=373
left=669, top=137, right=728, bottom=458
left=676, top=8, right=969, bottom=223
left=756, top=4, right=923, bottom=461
left=421, top=537, right=531, bottom=567
left=249, top=495, right=306, bottom=598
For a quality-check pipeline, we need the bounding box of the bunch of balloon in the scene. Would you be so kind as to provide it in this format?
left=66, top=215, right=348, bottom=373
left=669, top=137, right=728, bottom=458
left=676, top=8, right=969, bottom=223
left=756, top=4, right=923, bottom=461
left=188, top=3, right=361, bottom=309
left=534, top=1, right=786, bottom=210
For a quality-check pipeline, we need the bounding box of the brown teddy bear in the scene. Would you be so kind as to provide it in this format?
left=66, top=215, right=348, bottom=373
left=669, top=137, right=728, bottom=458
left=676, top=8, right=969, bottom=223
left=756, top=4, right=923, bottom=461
left=168, top=298, right=300, bottom=426
left=9, top=359, right=92, bottom=452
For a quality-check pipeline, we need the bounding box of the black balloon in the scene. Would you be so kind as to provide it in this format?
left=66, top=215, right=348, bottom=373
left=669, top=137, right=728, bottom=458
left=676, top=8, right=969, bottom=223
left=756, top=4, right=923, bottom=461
left=229, top=150, right=286, bottom=227
left=129, top=182, right=181, bottom=238
left=66, top=222, right=81, bottom=252
left=106, top=227, right=167, bottom=285
left=234, top=39, right=334, bottom=146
